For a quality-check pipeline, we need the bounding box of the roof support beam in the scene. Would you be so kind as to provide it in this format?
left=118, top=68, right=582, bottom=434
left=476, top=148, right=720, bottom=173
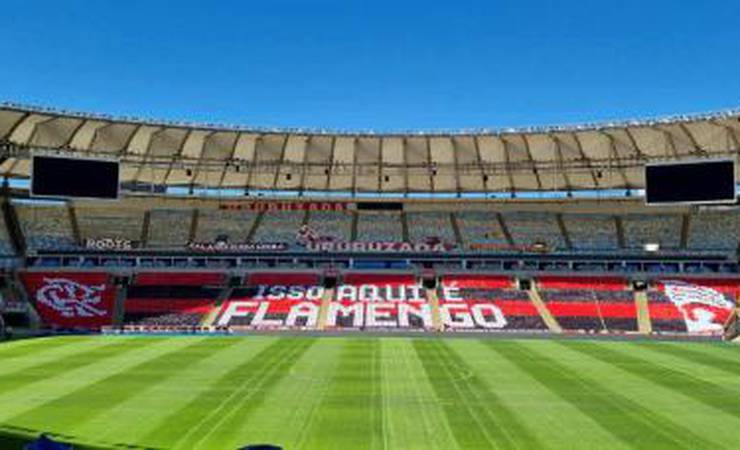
left=472, top=136, right=489, bottom=193
left=499, top=137, right=516, bottom=195
left=571, top=132, right=599, bottom=188
left=520, top=134, right=543, bottom=190
left=599, top=130, right=630, bottom=188
left=272, top=134, right=290, bottom=190
left=550, top=134, right=572, bottom=192
left=323, top=136, right=336, bottom=192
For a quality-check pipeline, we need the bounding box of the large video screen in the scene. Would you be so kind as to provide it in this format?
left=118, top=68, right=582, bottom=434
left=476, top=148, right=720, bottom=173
left=32, top=155, right=120, bottom=199
left=645, top=159, right=736, bottom=204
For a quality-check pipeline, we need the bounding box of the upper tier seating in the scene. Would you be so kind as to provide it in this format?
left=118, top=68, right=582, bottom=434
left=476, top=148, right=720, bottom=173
left=503, top=212, right=566, bottom=250
left=562, top=214, right=619, bottom=251
left=76, top=206, right=145, bottom=242
left=406, top=211, right=456, bottom=243
left=147, top=209, right=193, bottom=247
left=455, top=211, right=509, bottom=247
left=251, top=211, right=305, bottom=244
left=307, top=210, right=353, bottom=242
left=194, top=209, right=257, bottom=242
left=687, top=211, right=740, bottom=251
left=356, top=212, right=403, bottom=241
left=15, top=203, right=76, bottom=250
left=622, top=214, right=682, bottom=249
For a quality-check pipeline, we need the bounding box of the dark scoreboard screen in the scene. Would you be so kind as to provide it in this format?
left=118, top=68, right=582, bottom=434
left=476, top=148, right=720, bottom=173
left=32, top=155, right=120, bottom=199
left=645, top=159, right=736, bottom=205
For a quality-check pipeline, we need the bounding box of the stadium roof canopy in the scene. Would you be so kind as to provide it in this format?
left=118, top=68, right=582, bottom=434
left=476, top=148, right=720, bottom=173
left=1, top=102, right=739, bottom=195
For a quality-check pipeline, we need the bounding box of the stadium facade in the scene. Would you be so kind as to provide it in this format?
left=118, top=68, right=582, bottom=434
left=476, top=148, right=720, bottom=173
left=0, top=103, right=738, bottom=340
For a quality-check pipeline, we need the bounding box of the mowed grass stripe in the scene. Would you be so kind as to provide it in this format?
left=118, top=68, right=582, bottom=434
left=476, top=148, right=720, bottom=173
left=137, top=337, right=311, bottom=449
left=450, top=340, right=626, bottom=450
left=299, top=339, right=384, bottom=450
left=6, top=337, right=235, bottom=433
left=0, top=337, right=135, bottom=377
left=565, top=342, right=740, bottom=421
left=0, top=337, right=161, bottom=397
left=219, top=338, right=343, bottom=450
left=414, top=339, right=540, bottom=450
left=182, top=338, right=317, bottom=450
left=0, top=336, right=81, bottom=361
left=87, top=337, right=277, bottom=445
left=380, top=339, right=459, bottom=450
left=635, top=342, right=740, bottom=378
left=0, top=337, right=185, bottom=423
left=492, top=341, right=714, bottom=450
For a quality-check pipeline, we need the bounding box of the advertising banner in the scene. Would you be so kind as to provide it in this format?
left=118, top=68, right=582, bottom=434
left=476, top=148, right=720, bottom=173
left=21, top=272, right=116, bottom=328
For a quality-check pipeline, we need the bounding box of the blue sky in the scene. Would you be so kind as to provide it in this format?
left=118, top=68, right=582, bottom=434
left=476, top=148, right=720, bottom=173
left=2, top=0, right=739, bottom=132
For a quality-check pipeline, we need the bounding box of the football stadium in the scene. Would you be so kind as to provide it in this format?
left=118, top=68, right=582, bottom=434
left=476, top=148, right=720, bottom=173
left=0, top=102, right=738, bottom=449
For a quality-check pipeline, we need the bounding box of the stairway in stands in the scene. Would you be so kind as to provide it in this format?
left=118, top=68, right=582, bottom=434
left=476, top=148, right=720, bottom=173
left=316, top=288, right=334, bottom=330
left=528, top=283, right=563, bottom=333
left=634, top=290, right=652, bottom=334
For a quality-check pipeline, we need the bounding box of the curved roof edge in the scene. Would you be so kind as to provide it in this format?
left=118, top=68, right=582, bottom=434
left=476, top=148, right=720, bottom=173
left=3, top=100, right=740, bottom=137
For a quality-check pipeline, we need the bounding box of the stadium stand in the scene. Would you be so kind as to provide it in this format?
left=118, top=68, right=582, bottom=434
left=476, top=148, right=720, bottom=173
left=75, top=205, right=145, bottom=242
left=307, top=209, right=353, bottom=242
left=455, top=211, right=510, bottom=248
left=193, top=209, right=257, bottom=242
left=329, top=272, right=431, bottom=329
left=622, top=214, right=682, bottom=249
left=503, top=212, right=566, bottom=250
left=439, top=275, right=548, bottom=331
left=216, top=272, right=323, bottom=329
left=355, top=211, right=403, bottom=242
left=251, top=210, right=305, bottom=245
left=562, top=214, right=619, bottom=251
left=14, top=202, right=77, bottom=250
left=147, top=209, right=193, bottom=248
left=687, top=210, right=740, bottom=251
left=123, top=272, right=224, bottom=326
left=536, top=276, right=637, bottom=333
left=406, top=211, right=456, bottom=243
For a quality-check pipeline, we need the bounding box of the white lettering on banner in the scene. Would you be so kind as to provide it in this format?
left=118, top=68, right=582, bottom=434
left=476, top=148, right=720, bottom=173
left=219, top=300, right=502, bottom=329
left=662, top=281, right=735, bottom=334
left=442, top=285, right=462, bottom=302
left=217, top=301, right=258, bottom=326
left=471, top=304, right=508, bottom=329
left=327, top=302, right=364, bottom=327
left=440, top=303, right=474, bottom=328
left=366, top=303, right=397, bottom=328
left=305, top=241, right=454, bottom=253
left=251, top=302, right=283, bottom=327
left=397, top=303, right=433, bottom=328
left=85, top=238, right=134, bottom=251
left=285, top=302, right=319, bottom=327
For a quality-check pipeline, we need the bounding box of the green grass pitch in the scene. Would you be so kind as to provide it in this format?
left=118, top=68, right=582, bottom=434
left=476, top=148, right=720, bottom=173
left=1, top=335, right=740, bottom=449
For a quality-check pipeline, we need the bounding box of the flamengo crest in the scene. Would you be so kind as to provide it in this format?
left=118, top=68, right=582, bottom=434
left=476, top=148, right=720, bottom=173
left=36, top=278, right=107, bottom=318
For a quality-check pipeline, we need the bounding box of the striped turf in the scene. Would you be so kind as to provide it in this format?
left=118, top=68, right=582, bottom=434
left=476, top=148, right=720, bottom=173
left=0, top=336, right=739, bottom=449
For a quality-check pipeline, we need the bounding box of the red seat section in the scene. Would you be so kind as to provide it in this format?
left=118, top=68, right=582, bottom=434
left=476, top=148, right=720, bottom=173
left=248, top=272, right=320, bottom=285
left=537, top=276, right=626, bottom=291
left=439, top=275, right=546, bottom=331
left=441, top=274, right=512, bottom=289
left=537, top=277, right=636, bottom=333
left=342, top=272, right=416, bottom=286
left=124, top=273, right=224, bottom=327
left=135, top=272, right=226, bottom=286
